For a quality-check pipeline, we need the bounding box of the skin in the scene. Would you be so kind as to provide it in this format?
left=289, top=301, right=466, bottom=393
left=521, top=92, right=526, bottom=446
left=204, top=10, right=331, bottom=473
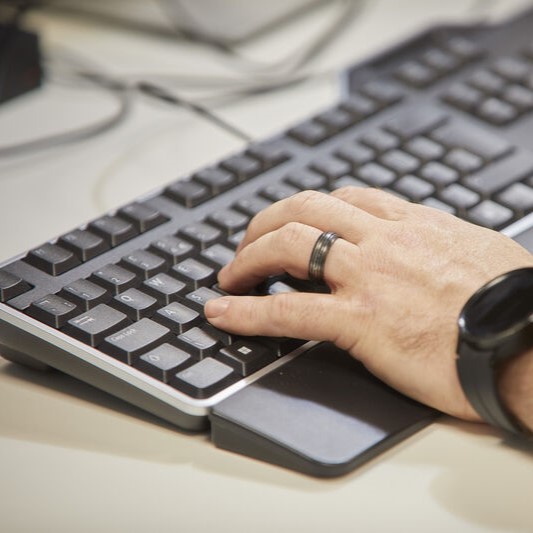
left=205, top=188, right=533, bottom=431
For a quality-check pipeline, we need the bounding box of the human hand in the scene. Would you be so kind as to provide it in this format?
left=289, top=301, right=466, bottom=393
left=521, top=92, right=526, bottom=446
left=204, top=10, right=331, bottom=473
left=205, top=188, right=533, bottom=420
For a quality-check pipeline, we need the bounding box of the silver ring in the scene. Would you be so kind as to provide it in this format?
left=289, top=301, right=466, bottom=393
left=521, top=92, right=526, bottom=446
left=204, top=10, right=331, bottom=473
left=308, top=231, right=339, bottom=282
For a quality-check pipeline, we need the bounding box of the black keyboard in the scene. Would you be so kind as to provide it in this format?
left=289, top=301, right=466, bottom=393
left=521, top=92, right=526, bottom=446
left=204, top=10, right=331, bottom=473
left=2, top=11, right=533, bottom=477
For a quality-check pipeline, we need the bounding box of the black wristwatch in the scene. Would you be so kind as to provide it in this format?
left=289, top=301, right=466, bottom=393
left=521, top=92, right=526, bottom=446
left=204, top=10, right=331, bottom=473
left=456, top=267, right=533, bottom=438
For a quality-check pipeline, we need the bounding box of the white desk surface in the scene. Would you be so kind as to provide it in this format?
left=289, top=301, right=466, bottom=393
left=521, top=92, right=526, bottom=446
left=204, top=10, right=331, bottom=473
left=1, top=2, right=533, bottom=532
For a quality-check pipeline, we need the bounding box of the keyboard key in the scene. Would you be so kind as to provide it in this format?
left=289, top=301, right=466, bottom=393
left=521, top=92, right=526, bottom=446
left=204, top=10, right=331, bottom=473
left=220, top=154, right=261, bottom=181
left=27, top=294, right=78, bottom=328
left=201, top=244, right=235, bottom=268
left=150, top=235, right=195, bottom=264
left=193, top=167, right=237, bottom=194
left=439, top=184, right=480, bottom=210
left=380, top=150, right=420, bottom=175
left=404, top=137, right=445, bottom=161
left=59, top=229, right=109, bottom=262
left=503, top=84, right=533, bottom=111
left=419, top=162, right=458, bottom=187
left=178, top=222, right=221, bottom=250
left=330, top=176, right=368, bottom=190
left=463, top=150, right=533, bottom=195
left=395, top=60, right=437, bottom=87
left=491, top=56, right=531, bottom=83
left=421, top=47, right=459, bottom=73
left=246, top=140, right=291, bottom=169
left=468, top=200, right=514, bottom=229
left=384, top=105, right=447, bottom=139
left=154, top=301, right=201, bottom=333
left=443, top=149, right=483, bottom=174
left=185, top=286, right=224, bottom=313
left=468, top=69, right=505, bottom=94
left=143, top=273, right=186, bottom=304
left=175, top=326, right=222, bottom=358
left=0, top=270, right=32, bottom=302
left=259, top=182, right=299, bottom=203
left=442, top=83, right=483, bottom=112
left=207, top=208, right=249, bottom=236
left=118, top=202, right=168, bottom=233
left=335, top=142, right=375, bottom=167
left=288, top=120, right=330, bottom=146
left=172, top=357, right=237, bottom=399
left=475, top=97, right=518, bottom=125
left=285, top=168, right=327, bottom=190
left=227, top=230, right=246, bottom=249
left=59, top=279, right=109, bottom=311
left=233, top=195, right=272, bottom=217
left=216, top=340, right=277, bottom=376
left=25, top=243, right=80, bottom=276
left=171, top=258, right=216, bottom=289
left=164, top=179, right=211, bottom=208
left=444, top=36, right=483, bottom=62
left=359, top=80, right=404, bottom=106
left=394, top=175, right=435, bottom=201
left=340, top=93, right=378, bottom=118
left=112, top=288, right=159, bottom=321
left=101, top=318, right=171, bottom=364
left=310, top=156, right=351, bottom=180
left=121, top=249, right=168, bottom=279
left=356, top=162, right=395, bottom=187
left=360, top=129, right=399, bottom=152
left=64, top=304, right=130, bottom=346
left=136, top=343, right=192, bottom=382
left=89, top=216, right=137, bottom=247
left=431, top=121, right=512, bottom=161
left=91, top=264, right=139, bottom=295
left=315, top=107, right=357, bottom=132
left=497, top=183, right=533, bottom=212
left=422, top=197, right=456, bottom=215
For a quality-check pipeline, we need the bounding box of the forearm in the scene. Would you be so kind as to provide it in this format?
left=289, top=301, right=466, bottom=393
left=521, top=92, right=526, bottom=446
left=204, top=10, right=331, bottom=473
left=499, top=347, right=533, bottom=434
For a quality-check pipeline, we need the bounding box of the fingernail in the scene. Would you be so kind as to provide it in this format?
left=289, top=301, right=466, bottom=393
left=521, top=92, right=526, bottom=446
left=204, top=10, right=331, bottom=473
left=205, top=297, right=230, bottom=319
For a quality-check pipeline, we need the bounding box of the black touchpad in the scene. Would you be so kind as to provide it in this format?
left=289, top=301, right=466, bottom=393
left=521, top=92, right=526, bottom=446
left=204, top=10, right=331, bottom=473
left=210, top=343, right=437, bottom=477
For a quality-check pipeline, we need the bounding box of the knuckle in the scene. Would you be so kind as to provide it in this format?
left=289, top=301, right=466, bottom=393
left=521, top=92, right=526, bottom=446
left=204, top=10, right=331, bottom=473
left=269, top=293, right=295, bottom=327
left=331, top=185, right=359, bottom=201
left=288, top=190, right=325, bottom=217
left=278, top=222, right=307, bottom=251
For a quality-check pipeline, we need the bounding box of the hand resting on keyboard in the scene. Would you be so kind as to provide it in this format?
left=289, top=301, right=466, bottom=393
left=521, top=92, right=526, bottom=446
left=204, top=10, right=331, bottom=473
left=205, top=187, right=533, bottom=431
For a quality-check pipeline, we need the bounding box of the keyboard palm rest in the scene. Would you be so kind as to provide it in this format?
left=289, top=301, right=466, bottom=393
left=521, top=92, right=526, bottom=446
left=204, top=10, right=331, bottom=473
left=210, top=343, right=437, bottom=477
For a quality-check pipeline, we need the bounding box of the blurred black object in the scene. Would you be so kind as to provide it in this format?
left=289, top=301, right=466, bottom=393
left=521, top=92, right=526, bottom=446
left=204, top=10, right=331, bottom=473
left=0, top=20, right=43, bottom=104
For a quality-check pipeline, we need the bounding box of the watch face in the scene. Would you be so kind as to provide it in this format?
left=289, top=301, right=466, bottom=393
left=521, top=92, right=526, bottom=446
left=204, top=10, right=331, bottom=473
left=461, top=267, right=533, bottom=340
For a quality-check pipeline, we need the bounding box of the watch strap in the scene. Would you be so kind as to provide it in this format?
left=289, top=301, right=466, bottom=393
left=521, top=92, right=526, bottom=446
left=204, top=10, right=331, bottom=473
left=457, top=342, right=525, bottom=435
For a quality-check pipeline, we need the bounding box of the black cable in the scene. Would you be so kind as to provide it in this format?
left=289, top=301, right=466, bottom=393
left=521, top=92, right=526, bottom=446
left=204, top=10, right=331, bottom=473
left=137, top=81, right=252, bottom=142
left=0, top=76, right=132, bottom=157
